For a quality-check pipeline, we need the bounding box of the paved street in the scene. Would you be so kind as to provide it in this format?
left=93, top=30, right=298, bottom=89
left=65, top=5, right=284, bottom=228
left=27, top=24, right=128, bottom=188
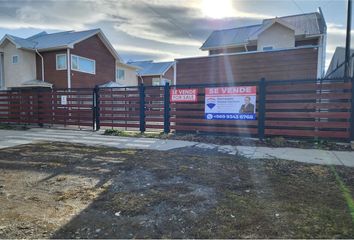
left=0, top=128, right=353, bottom=167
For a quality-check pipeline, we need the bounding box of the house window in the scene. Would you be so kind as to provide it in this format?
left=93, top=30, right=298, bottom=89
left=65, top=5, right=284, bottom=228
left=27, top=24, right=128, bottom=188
left=152, top=78, right=161, bottom=86
left=12, top=55, right=19, bottom=64
left=71, top=55, right=95, bottom=74
left=262, top=46, right=274, bottom=51
left=161, top=78, right=172, bottom=85
left=56, top=54, right=67, bottom=70
left=116, top=69, right=125, bottom=82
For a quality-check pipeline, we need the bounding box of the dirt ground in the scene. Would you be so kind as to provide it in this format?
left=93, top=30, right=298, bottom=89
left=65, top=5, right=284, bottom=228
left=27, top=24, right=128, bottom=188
left=0, top=142, right=354, bottom=238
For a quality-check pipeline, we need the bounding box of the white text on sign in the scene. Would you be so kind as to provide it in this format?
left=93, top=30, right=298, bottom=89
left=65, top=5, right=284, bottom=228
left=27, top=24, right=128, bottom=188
left=170, top=88, right=198, bottom=102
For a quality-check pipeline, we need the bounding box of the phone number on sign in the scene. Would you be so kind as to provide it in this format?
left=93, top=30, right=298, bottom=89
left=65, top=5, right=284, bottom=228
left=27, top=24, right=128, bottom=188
left=205, top=113, right=256, bottom=120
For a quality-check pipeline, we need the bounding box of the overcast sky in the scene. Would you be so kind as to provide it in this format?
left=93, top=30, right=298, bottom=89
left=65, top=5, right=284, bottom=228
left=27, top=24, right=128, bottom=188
left=0, top=0, right=351, bottom=69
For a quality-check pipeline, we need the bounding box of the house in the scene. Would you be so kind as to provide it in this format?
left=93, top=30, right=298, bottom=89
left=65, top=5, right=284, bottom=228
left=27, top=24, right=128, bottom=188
left=326, top=47, right=354, bottom=79
left=127, top=60, right=176, bottom=86
left=0, top=29, right=138, bottom=89
left=176, top=9, right=327, bottom=84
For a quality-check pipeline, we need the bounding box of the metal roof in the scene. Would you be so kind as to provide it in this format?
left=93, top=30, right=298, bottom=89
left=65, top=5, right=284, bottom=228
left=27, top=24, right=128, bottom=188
left=0, top=28, right=123, bottom=61
left=6, top=35, right=35, bottom=49
left=202, top=24, right=261, bottom=50
left=201, top=11, right=326, bottom=50
left=127, top=60, right=174, bottom=76
left=326, top=47, right=354, bottom=78
left=1, top=29, right=101, bottom=50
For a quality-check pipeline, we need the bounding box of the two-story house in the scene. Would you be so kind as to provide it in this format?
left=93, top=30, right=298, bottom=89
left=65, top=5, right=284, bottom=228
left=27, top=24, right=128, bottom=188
left=0, top=29, right=138, bottom=89
left=176, top=9, right=327, bottom=84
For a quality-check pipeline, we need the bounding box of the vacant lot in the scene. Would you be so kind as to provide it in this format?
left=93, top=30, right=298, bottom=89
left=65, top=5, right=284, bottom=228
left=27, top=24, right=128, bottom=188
left=0, top=142, right=353, bottom=238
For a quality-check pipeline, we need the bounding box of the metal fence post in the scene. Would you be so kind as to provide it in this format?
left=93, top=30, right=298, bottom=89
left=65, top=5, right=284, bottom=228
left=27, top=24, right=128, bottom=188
left=164, top=82, right=171, bottom=134
left=93, top=86, right=100, bottom=131
left=139, top=83, right=146, bottom=133
left=258, top=78, right=266, bottom=140
left=351, top=77, right=354, bottom=141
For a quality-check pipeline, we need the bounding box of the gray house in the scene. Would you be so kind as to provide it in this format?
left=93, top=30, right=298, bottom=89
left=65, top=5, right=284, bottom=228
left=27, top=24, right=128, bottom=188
left=326, top=47, right=354, bottom=78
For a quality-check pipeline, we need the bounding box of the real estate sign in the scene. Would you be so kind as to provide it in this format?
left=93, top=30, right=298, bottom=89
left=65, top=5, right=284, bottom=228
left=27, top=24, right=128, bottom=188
left=170, top=88, right=198, bottom=102
left=205, top=86, right=256, bottom=120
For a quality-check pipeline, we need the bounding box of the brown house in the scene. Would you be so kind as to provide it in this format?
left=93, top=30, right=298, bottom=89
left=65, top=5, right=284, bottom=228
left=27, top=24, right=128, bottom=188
left=176, top=10, right=327, bottom=84
left=0, top=29, right=138, bottom=89
left=127, top=60, right=176, bottom=86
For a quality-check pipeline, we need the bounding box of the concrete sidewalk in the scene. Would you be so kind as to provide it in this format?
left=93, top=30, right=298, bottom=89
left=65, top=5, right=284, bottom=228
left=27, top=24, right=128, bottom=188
left=0, top=128, right=353, bottom=167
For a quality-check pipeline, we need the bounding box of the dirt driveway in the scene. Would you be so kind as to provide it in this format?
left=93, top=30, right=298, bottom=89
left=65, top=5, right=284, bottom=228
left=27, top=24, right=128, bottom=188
left=0, top=142, right=353, bottom=238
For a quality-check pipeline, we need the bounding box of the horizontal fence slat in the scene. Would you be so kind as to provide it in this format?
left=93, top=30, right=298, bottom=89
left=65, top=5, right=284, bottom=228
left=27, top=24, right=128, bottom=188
left=267, top=82, right=352, bottom=92
left=266, top=102, right=351, bottom=110
left=265, top=129, right=349, bottom=139
left=266, top=112, right=350, bottom=119
left=265, top=120, right=350, bottom=128
left=100, top=123, right=140, bottom=128
left=266, top=93, right=351, bottom=101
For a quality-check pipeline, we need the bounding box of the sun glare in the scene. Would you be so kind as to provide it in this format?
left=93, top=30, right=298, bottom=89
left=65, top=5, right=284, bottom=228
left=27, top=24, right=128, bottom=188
left=202, top=0, right=234, bottom=19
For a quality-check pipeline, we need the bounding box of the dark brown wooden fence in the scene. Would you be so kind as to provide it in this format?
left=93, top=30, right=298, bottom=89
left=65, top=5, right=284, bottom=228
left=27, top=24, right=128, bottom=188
left=98, top=87, right=141, bottom=131
left=144, top=86, right=165, bottom=131
left=0, top=78, right=353, bottom=142
left=0, top=89, right=93, bottom=129
left=264, top=80, right=352, bottom=139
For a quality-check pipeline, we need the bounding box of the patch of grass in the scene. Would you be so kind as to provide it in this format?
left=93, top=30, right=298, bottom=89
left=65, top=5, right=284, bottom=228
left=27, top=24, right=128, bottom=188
left=330, top=165, right=354, bottom=223
left=118, top=149, right=137, bottom=155
left=0, top=124, right=29, bottom=130
left=103, top=129, right=169, bottom=139
left=110, top=192, right=157, bottom=215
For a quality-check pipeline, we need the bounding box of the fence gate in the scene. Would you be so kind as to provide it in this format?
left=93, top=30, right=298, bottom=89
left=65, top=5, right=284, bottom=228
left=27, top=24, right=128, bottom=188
left=97, top=86, right=141, bottom=131
left=0, top=88, right=94, bottom=129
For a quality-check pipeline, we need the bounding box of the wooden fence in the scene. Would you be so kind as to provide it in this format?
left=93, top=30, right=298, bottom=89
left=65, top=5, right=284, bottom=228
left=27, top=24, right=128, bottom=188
left=0, top=78, right=353, bottom=141
left=0, top=88, right=93, bottom=129
left=265, top=80, right=351, bottom=139
left=96, top=78, right=353, bottom=141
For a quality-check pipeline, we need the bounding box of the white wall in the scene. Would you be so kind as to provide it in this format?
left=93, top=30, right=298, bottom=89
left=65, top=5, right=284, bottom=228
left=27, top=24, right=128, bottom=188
left=257, top=23, right=295, bottom=51
left=116, top=62, right=138, bottom=86
left=1, top=40, right=36, bottom=89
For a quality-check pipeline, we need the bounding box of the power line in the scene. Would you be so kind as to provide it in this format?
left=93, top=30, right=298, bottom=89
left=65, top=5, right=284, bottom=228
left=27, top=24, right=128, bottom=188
left=143, top=2, right=195, bottom=41
left=320, top=0, right=336, bottom=9
left=291, top=0, right=305, bottom=13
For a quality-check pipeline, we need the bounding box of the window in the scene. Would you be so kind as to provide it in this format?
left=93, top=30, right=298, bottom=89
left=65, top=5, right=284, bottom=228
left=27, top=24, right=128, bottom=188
left=116, top=69, right=125, bottom=82
left=262, top=46, right=274, bottom=51
left=161, top=78, right=172, bottom=85
left=71, top=55, right=95, bottom=74
left=56, top=54, right=67, bottom=70
left=152, top=78, right=161, bottom=86
left=12, top=55, right=19, bottom=64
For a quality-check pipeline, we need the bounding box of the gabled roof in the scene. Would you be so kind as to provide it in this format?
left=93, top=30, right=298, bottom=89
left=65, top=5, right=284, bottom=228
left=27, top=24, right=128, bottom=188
left=127, top=60, right=175, bottom=76
left=0, top=29, right=123, bottom=61
left=201, top=11, right=326, bottom=50
left=248, top=18, right=296, bottom=40
left=201, top=24, right=261, bottom=50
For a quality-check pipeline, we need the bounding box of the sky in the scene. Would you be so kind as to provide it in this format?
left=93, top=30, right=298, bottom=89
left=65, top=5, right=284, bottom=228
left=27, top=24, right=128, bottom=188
left=0, top=0, right=351, bottom=69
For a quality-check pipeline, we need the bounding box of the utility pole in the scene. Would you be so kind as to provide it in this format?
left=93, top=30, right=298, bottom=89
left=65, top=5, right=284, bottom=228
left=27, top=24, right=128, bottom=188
left=345, top=0, right=352, bottom=79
